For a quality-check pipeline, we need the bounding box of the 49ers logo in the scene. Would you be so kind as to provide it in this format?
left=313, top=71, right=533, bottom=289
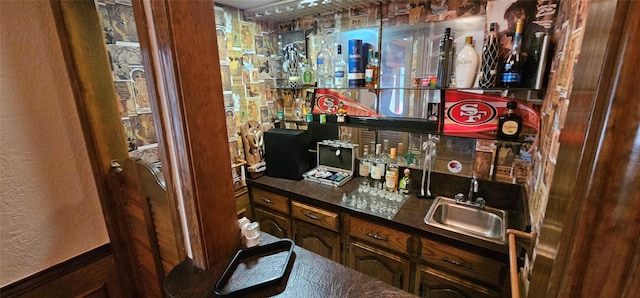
left=315, top=95, right=339, bottom=114
left=447, top=100, right=496, bottom=126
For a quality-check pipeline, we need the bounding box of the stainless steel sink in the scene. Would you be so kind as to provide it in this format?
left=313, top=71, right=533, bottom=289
left=424, top=196, right=506, bottom=244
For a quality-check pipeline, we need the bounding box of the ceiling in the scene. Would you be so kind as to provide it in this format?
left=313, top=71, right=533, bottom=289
left=214, top=0, right=278, bottom=11
left=214, top=0, right=381, bottom=23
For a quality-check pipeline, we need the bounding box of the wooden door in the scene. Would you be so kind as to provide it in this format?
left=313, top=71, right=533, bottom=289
left=415, top=264, right=500, bottom=298
left=348, top=241, right=411, bottom=291
left=52, top=0, right=188, bottom=296
left=254, top=207, right=291, bottom=239
left=294, top=220, right=341, bottom=263
left=52, top=1, right=142, bottom=296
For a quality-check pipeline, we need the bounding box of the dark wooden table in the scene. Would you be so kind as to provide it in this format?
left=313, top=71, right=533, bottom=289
left=164, top=233, right=416, bottom=298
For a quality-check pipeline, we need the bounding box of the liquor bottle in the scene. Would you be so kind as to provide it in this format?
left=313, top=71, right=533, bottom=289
left=497, top=101, right=523, bottom=139
left=348, top=39, right=364, bottom=87
left=334, top=44, right=347, bottom=88
left=436, top=27, right=453, bottom=88
left=364, top=49, right=379, bottom=87
left=316, top=39, right=334, bottom=88
left=370, top=144, right=386, bottom=189
left=301, top=62, right=316, bottom=86
left=359, top=145, right=371, bottom=186
left=500, top=20, right=524, bottom=87
left=479, top=22, right=499, bottom=88
left=382, top=139, right=391, bottom=164
left=385, top=148, right=399, bottom=192
left=525, top=32, right=551, bottom=89
left=396, top=143, right=408, bottom=166
left=398, top=168, right=412, bottom=194
left=455, top=36, right=480, bottom=88
left=286, top=48, right=300, bottom=88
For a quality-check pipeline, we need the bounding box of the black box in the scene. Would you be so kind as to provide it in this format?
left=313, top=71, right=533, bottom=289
left=264, top=128, right=311, bottom=180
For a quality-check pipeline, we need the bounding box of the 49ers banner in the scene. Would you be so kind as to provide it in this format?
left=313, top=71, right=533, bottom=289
left=444, top=90, right=540, bottom=133
left=313, top=89, right=382, bottom=117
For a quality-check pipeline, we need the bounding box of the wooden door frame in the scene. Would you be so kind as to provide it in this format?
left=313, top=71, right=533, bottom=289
left=51, top=0, right=139, bottom=296
left=130, top=0, right=240, bottom=272
left=53, top=0, right=241, bottom=294
left=530, top=0, right=640, bottom=296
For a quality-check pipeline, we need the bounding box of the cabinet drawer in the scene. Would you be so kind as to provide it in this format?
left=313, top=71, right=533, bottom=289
left=420, top=238, right=506, bottom=286
left=292, top=201, right=339, bottom=232
left=251, top=188, right=289, bottom=214
left=415, top=264, right=501, bottom=298
left=349, top=217, right=411, bottom=254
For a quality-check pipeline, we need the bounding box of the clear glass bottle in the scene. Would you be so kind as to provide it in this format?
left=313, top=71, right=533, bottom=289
left=316, top=39, right=334, bottom=88
left=497, top=101, right=523, bottom=139
left=501, top=20, right=524, bottom=87
left=396, top=142, right=408, bottom=166
left=365, top=49, right=379, bottom=88
left=370, top=143, right=386, bottom=189
left=479, top=22, right=499, bottom=88
left=359, top=145, right=371, bottom=186
left=455, top=36, right=479, bottom=88
left=334, top=44, right=347, bottom=88
left=436, top=27, right=453, bottom=88
left=385, top=148, right=399, bottom=192
left=382, top=139, right=391, bottom=163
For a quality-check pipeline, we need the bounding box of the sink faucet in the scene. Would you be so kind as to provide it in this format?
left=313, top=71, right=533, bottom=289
left=454, top=176, right=486, bottom=209
left=468, top=176, right=478, bottom=203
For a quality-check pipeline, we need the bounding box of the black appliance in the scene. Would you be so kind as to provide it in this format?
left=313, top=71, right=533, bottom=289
left=264, top=128, right=311, bottom=180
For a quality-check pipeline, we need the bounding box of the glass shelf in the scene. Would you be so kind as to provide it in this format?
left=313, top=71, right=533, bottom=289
left=275, top=86, right=545, bottom=104
left=274, top=85, right=543, bottom=92
left=293, top=114, right=439, bottom=135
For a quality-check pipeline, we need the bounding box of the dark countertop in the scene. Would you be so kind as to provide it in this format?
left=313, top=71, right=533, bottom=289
left=165, top=233, right=416, bottom=298
left=248, top=174, right=530, bottom=255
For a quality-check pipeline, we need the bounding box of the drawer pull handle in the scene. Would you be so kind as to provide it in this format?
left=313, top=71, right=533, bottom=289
left=304, top=213, right=320, bottom=220
left=442, top=258, right=473, bottom=270
left=261, top=198, right=273, bottom=204
left=366, top=232, right=388, bottom=242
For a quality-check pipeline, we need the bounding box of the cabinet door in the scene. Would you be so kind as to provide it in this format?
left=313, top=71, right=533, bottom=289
left=419, top=238, right=506, bottom=287
left=348, top=241, right=410, bottom=291
left=294, top=219, right=341, bottom=263
left=415, top=264, right=500, bottom=298
left=254, top=207, right=291, bottom=239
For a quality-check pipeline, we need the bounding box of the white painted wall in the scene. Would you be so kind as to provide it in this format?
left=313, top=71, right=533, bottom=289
left=0, top=0, right=110, bottom=286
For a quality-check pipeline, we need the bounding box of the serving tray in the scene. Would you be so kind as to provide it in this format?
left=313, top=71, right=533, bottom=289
left=214, top=239, right=295, bottom=297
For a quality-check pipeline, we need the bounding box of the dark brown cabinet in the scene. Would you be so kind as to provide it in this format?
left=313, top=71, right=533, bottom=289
left=415, top=264, right=500, bottom=298
left=418, top=238, right=506, bottom=287
left=250, top=188, right=291, bottom=239
left=249, top=185, right=507, bottom=296
left=415, top=238, right=506, bottom=297
left=348, top=241, right=411, bottom=291
left=347, top=217, right=412, bottom=291
left=291, top=201, right=341, bottom=263
left=254, top=207, right=291, bottom=239
left=294, top=219, right=341, bottom=263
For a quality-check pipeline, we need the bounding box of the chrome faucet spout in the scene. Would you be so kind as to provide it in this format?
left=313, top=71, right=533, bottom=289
left=468, top=176, right=478, bottom=203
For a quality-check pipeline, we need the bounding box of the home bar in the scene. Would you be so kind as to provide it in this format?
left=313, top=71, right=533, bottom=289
left=1, top=1, right=638, bottom=298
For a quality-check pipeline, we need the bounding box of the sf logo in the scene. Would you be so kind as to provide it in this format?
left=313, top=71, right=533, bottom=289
left=459, top=104, right=487, bottom=122
left=447, top=100, right=496, bottom=126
